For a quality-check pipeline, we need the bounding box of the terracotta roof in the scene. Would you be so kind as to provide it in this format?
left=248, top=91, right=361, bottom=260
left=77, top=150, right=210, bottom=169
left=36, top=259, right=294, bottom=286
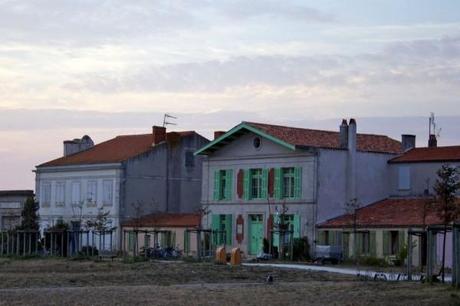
left=38, top=131, right=194, bottom=168
left=389, top=146, right=460, bottom=164
left=122, top=213, right=201, bottom=228
left=0, top=190, right=34, bottom=197
left=317, top=198, right=447, bottom=229
left=245, top=122, right=401, bottom=154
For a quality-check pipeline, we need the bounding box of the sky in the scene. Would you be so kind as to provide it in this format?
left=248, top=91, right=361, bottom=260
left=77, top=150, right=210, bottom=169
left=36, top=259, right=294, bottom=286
left=0, top=0, right=460, bottom=190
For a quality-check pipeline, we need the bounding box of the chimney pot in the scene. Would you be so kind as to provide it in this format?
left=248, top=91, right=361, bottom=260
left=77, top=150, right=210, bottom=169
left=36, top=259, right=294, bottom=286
left=214, top=131, right=226, bottom=140
left=401, top=134, right=416, bottom=151
left=428, top=134, right=437, bottom=148
left=152, top=126, right=166, bottom=145
left=339, top=119, right=348, bottom=149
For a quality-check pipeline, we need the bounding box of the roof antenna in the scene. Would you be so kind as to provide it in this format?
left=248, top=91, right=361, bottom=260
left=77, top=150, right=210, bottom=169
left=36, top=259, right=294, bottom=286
left=429, top=112, right=441, bottom=139
left=163, top=113, right=178, bottom=127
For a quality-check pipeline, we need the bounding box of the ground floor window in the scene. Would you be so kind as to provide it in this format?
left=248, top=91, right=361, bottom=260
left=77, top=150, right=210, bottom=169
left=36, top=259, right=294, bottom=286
left=211, top=214, right=232, bottom=245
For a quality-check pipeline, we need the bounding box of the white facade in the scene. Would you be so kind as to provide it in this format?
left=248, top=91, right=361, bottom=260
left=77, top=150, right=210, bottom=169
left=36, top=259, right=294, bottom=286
left=35, top=163, right=123, bottom=248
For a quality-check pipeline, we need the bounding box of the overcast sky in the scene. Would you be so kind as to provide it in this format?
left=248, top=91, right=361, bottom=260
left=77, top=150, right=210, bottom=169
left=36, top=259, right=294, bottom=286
left=1, top=0, right=460, bottom=190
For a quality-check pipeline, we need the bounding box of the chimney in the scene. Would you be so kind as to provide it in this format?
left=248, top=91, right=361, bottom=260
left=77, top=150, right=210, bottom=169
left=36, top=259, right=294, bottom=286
left=214, top=131, right=226, bottom=140
left=63, top=135, right=94, bottom=157
left=339, top=119, right=348, bottom=148
left=152, top=126, right=166, bottom=145
left=401, top=134, right=416, bottom=151
left=428, top=134, right=437, bottom=148
left=347, top=118, right=357, bottom=202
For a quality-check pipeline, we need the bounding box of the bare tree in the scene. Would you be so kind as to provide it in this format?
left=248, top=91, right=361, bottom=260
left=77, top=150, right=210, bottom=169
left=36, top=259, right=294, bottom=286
left=433, top=165, right=460, bottom=283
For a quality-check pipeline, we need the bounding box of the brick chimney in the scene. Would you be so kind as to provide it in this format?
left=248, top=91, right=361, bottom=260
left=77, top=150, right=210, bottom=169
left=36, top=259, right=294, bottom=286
left=428, top=134, right=437, bottom=148
left=214, top=131, right=226, bottom=140
left=401, top=134, right=416, bottom=151
left=339, top=119, right=348, bottom=149
left=347, top=118, right=357, bottom=202
left=152, top=126, right=166, bottom=145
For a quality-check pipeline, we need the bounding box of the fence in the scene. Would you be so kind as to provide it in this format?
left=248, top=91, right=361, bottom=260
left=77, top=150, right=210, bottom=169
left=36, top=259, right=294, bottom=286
left=0, top=229, right=115, bottom=257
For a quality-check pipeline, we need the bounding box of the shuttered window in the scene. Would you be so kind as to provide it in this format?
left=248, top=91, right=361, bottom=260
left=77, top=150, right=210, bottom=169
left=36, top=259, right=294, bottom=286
left=274, top=167, right=302, bottom=199
left=213, top=169, right=233, bottom=201
left=211, top=214, right=232, bottom=245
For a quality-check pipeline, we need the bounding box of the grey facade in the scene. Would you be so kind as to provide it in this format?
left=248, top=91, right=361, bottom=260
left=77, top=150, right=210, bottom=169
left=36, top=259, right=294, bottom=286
left=0, top=190, right=34, bottom=230
left=121, top=132, right=209, bottom=219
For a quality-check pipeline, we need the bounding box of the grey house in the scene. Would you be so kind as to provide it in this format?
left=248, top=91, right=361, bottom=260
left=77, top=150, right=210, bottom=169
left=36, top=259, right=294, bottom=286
left=35, top=126, right=209, bottom=249
left=0, top=190, right=34, bottom=230
left=318, top=135, right=460, bottom=267
left=195, top=120, right=402, bottom=256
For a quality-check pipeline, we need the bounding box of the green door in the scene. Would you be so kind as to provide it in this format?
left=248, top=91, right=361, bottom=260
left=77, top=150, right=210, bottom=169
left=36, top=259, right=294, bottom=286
left=249, top=215, right=264, bottom=255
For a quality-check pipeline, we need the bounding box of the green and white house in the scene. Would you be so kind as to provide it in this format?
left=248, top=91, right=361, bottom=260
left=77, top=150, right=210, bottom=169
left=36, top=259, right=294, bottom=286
left=196, top=120, right=402, bottom=256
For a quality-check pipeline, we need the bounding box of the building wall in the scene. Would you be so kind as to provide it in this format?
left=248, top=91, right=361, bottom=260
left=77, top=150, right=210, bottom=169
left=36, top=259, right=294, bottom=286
left=122, top=226, right=199, bottom=255
left=201, top=132, right=317, bottom=254
left=0, top=192, right=33, bottom=230
left=389, top=162, right=460, bottom=197
left=316, top=149, right=395, bottom=223
left=35, top=164, right=123, bottom=248
left=121, top=133, right=208, bottom=220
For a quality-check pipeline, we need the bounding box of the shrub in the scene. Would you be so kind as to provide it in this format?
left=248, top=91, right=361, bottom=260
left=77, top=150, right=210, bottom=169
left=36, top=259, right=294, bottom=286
left=292, top=237, right=310, bottom=261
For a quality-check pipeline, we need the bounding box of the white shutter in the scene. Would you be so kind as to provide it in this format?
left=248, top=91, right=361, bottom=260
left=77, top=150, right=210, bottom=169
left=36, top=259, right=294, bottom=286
left=71, top=182, right=81, bottom=204
left=103, top=180, right=113, bottom=206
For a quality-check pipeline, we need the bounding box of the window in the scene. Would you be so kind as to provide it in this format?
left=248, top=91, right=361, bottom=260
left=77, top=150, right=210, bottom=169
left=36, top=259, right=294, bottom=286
left=2, top=216, right=20, bottom=230
left=41, top=183, right=51, bottom=207
left=71, top=182, right=81, bottom=205
left=398, top=166, right=410, bottom=190
left=185, top=151, right=195, bottom=168
left=213, top=169, right=233, bottom=201
left=251, top=169, right=263, bottom=199
left=87, top=181, right=97, bottom=205
left=282, top=168, right=295, bottom=198
left=211, top=214, right=232, bottom=245
left=253, top=137, right=261, bottom=149
left=358, top=232, right=370, bottom=255
left=144, top=234, right=151, bottom=248
left=102, top=180, right=113, bottom=206
left=390, top=231, right=400, bottom=255
left=274, top=167, right=302, bottom=199
left=55, top=182, right=65, bottom=206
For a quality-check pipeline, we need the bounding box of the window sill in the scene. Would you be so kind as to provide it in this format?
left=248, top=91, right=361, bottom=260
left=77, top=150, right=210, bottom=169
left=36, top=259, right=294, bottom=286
left=55, top=203, right=65, bottom=207
left=41, top=203, right=50, bottom=208
left=87, top=202, right=97, bottom=208
left=102, top=203, right=113, bottom=207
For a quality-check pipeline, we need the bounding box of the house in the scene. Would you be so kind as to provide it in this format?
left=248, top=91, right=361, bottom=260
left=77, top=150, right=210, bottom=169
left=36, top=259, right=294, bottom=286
left=35, top=126, right=209, bottom=249
left=121, top=213, right=201, bottom=256
left=318, top=136, right=460, bottom=267
left=195, top=120, right=402, bottom=256
left=0, top=190, right=34, bottom=230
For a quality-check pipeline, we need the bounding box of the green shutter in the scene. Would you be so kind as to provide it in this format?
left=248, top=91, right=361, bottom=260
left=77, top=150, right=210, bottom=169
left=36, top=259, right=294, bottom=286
left=225, top=214, right=233, bottom=245
left=212, top=215, right=220, bottom=245
left=318, top=231, right=325, bottom=245
left=184, top=230, right=189, bottom=253
left=343, top=233, right=350, bottom=259
left=329, top=231, right=336, bottom=246
left=274, top=168, right=282, bottom=200
left=213, top=170, right=220, bottom=201
left=243, top=169, right=250, bottom=200
left=356, top=233, right=363, bottom=256
left=399, top=230, right=405, bottom=254
left=294, top=167, right=302, bottom=199
left=261, top=169, right=269, bottom=199
left=293, top=215, right=300, bottom=238
left=225, top=169, right=233, bottom=200
left=172, top=232, right=176, bottom=247
left=370, top=231, right=376, bottom=257
left=383, top=231, right=390, bottom=256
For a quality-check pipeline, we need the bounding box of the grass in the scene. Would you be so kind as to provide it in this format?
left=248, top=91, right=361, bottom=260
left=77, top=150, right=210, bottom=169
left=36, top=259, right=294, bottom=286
left=0, top=257, right=459, bottom=305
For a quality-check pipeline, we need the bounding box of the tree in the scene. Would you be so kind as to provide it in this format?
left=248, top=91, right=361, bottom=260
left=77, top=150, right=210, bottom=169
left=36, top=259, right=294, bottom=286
left=17, top=196, right=40, bottom=231
left=433, top=165, right=460, bottom=283
left=86, top=208, right=115, bottom=232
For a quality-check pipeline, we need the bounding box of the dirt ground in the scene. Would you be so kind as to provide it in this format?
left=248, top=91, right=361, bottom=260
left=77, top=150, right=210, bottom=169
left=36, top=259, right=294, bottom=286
left=0, top=258, right=459, bottom=306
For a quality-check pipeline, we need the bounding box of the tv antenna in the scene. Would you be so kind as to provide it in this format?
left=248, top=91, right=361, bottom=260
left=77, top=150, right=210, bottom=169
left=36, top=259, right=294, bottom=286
left=163, top=113, right=177, bottom=127
left=429, top=112, right=441, bottom=139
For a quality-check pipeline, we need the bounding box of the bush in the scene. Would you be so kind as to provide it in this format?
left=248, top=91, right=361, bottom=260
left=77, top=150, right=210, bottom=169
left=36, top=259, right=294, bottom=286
left=293, top=237, right=310, bottom=261
left=358, top=256, right=388, bottom=267
left=79, top=246, right=98, bottom=256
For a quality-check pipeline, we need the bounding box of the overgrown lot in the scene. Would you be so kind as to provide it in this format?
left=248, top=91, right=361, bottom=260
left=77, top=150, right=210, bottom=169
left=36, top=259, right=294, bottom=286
left=0, top=258, right=458, bottom=305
